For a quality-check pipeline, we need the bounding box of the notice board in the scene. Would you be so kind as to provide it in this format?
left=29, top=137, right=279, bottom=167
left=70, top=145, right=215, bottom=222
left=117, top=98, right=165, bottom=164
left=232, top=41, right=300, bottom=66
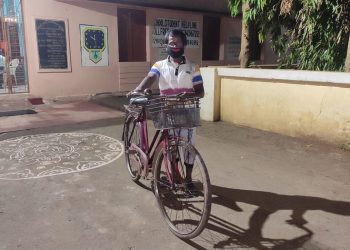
left=35, top=18, right=71, bottom=72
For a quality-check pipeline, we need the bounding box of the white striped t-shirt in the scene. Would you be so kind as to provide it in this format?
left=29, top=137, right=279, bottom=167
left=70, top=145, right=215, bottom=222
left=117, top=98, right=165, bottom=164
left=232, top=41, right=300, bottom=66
left=149, top=56, right=203, bottom=95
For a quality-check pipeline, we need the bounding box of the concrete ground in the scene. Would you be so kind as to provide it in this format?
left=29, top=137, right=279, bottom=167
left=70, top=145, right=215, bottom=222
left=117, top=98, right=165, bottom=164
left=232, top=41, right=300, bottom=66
left=0, top=94, right=349, bottom=250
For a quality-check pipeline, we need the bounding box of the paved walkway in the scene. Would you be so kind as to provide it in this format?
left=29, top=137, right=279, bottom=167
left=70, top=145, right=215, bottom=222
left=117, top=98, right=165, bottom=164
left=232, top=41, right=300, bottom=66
left=0, top=93, right=349, bottom=250
left=0, top=94, right=124, bottom=133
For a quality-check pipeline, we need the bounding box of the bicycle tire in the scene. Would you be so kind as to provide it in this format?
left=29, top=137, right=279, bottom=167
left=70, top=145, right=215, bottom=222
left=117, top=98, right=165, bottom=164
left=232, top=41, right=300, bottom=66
left=123, top=115, right=141, bottom=181
left=153, top=139, right=211, bottom=239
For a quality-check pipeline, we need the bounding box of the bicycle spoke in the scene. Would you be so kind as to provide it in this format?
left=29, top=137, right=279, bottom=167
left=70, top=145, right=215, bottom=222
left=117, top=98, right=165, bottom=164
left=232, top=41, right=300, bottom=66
left=154, top=140, right=211, bottom=239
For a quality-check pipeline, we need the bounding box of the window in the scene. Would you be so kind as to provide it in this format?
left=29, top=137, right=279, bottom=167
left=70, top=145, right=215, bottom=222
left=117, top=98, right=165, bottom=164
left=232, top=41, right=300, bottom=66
left=249, top=23, right=261, bottom=61
left=202, top=16, right=220, bottom=61
left=117, top=8, right=146, bottom=62
left=0, top=0, right=28, bottom=94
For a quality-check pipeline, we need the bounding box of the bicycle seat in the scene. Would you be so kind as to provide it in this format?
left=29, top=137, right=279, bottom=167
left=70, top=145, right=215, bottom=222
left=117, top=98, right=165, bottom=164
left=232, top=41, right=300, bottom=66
left=130, top=97, right=148, bottom=105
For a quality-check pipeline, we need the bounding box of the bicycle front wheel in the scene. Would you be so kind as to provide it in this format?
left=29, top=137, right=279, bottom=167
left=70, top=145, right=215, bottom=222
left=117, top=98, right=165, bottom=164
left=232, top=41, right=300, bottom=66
left=123, top=115, right=141, bottom=181
left=153, top=139, right=211, bottom=239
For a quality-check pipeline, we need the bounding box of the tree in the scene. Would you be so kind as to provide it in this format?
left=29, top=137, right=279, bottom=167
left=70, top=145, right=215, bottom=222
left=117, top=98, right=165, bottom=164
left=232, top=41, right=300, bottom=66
left=239, top=2, right=251, bottom=67
left=227, top=0, right=350, bottom=71
left=346, top=33, right=350, bottom=72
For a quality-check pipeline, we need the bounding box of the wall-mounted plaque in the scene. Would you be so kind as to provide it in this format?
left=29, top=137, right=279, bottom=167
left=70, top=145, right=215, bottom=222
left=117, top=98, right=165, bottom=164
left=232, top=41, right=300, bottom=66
left=80, top=24, right=109, bottom=67
left=35, top=18, right=71, bottom=72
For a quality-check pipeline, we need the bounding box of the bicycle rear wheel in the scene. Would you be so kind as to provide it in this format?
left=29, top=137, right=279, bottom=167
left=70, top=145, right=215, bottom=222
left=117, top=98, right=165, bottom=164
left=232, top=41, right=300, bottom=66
left=123, top=115, right=141, bottom=181
left=153, top=139, right=211, bottom=239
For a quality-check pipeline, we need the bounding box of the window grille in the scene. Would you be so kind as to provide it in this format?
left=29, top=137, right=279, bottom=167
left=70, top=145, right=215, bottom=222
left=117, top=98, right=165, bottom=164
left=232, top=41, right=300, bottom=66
left=0, top=0, right=27, bottom=94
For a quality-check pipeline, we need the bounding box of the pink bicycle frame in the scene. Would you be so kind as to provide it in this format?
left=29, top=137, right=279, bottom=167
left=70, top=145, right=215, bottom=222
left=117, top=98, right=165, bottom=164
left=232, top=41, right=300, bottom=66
left=129, top=106, right=161, bottom=177
left=126, top=103, right=179, bottom=184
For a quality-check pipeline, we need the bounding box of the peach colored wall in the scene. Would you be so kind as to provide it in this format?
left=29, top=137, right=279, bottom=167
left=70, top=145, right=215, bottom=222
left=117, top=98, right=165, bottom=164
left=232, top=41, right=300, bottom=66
left=22, top=0, right=119, bottom=99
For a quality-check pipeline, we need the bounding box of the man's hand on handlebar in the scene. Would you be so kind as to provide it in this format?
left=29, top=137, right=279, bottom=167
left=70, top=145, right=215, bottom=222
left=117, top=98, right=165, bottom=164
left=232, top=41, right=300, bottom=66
left=126, top=88, right=152, bottom=98
left=126, top=90, right=142, bottom=98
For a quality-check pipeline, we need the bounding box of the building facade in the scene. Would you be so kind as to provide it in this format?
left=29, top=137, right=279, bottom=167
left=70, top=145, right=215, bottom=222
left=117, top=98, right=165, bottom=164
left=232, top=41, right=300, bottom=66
left=0, top=0, right=277, bottom=99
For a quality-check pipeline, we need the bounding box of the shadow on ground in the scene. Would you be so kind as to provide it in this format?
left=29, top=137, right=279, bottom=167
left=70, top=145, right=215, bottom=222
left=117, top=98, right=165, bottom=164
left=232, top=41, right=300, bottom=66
left=185, top=185, right=350, bottom=250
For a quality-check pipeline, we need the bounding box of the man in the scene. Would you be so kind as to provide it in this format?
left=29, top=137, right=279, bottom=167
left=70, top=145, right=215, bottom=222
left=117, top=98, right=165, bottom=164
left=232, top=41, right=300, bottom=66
left=130, top=29, right=204, bottom=97
left=128, top=29, right=204, bottom=184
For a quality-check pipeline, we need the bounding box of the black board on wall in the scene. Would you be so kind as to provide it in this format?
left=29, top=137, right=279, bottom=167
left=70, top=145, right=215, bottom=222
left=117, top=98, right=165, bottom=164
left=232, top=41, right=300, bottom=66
left=35, top=19, right=69, bottom=70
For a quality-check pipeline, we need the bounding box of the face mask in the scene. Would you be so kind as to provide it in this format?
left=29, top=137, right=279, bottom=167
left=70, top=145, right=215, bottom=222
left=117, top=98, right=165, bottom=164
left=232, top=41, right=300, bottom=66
left=166, top=46, right=184, bottom=59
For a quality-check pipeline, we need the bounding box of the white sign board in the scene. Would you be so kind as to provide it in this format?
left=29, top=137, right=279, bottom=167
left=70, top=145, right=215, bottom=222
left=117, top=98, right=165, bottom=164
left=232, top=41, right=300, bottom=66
left=152, top=18, right=200, bottom=48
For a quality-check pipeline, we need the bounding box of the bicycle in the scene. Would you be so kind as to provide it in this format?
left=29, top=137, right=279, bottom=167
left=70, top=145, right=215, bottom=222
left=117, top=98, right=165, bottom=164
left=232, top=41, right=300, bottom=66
left=122, top=90, right=211, bottom=239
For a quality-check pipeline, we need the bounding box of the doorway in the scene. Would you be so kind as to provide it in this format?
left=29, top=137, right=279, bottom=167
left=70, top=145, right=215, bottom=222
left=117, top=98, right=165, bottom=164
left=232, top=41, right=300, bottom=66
left=0, top=0, right=28, bottom=94
left=117, top=8, right=146, bottom=62
left=117, top=8, right=149, bottom=92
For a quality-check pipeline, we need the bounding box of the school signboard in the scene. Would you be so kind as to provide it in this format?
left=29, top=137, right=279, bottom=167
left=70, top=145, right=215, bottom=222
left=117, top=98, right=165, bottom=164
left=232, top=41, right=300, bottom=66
left=152, top=18, right=200, bottom=48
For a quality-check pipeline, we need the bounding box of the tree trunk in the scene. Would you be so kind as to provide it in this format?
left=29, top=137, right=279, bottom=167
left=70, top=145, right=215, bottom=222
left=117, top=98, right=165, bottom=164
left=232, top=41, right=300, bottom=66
left=345, top=34, right=350, bottom=72
left=239, top=3, right=250, bottom=68
left=280, top=0, right=294, bottom=15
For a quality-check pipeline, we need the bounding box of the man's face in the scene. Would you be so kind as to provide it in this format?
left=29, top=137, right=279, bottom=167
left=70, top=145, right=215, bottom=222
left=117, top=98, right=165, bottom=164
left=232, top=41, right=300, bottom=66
left=168, top=35, right=184, bottom=50
left=166, top=34, right=185, bottom=59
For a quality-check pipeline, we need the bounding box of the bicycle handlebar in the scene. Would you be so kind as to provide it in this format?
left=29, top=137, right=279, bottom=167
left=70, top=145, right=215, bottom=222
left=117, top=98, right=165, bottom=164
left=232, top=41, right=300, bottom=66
left=126, top=88, right=153, bottom=98
left=127, top=88, right=197, bottom=98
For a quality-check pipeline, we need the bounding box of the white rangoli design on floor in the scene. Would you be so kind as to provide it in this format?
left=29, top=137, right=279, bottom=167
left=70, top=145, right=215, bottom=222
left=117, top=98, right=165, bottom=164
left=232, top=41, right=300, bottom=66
left=0, top=133, right=123, bottom=180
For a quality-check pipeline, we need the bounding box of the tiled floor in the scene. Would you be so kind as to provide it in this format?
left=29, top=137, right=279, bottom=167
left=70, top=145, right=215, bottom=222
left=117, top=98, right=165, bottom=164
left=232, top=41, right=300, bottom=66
left=0, top=93, right=33, bottom=112
left=0, top=95, right=124, bottom=133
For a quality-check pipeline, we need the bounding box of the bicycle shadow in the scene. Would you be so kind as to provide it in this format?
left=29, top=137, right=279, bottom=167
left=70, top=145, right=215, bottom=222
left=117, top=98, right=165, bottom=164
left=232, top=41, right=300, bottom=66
left=185, top=184, right=350, bottom=249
